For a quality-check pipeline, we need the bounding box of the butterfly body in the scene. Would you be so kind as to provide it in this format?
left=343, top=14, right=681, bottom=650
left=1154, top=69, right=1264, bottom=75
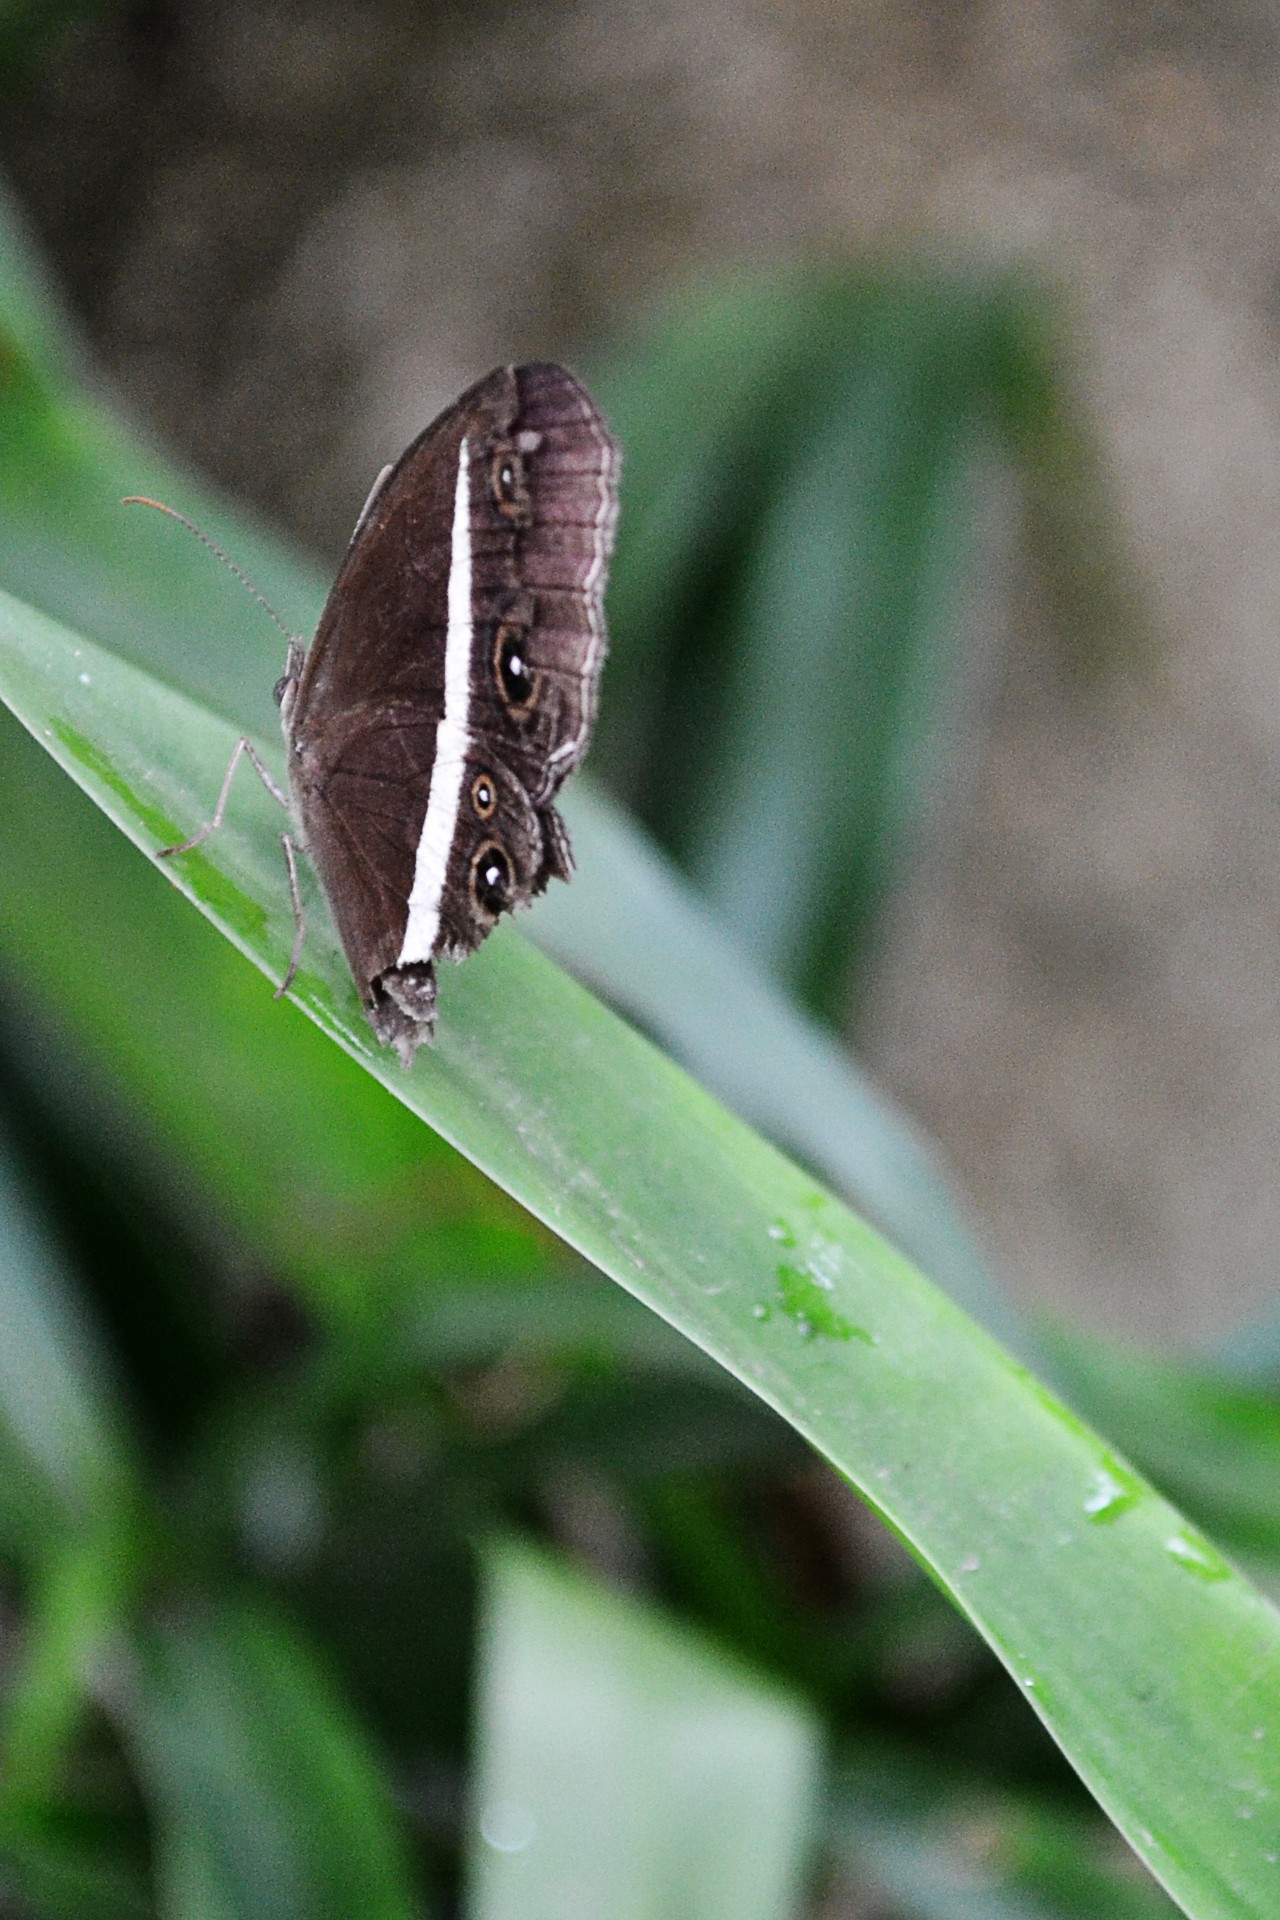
left=278, top=364, right=618, bottom=1065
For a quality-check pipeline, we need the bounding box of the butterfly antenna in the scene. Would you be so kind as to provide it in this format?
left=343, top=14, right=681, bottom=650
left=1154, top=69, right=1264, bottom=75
left=122, top=496, right=297, bottom=642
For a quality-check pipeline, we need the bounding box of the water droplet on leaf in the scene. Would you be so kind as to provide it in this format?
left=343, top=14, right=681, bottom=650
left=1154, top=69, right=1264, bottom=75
left=1165, top=1528, right=1230, bottom=1581
left=1083, top=1457, right=1141, bottom=1523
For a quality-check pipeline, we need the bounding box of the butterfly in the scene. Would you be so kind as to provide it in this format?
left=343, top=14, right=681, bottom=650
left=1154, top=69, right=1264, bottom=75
left=154, top=364, right=619, bottom=1067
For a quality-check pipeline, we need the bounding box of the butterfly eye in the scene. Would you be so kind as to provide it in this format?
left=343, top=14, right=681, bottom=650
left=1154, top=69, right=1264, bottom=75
left=471, top=842, right=512, bottom=918
left=471, top=772, right=498, bottom=820
left=495, top=625, right=537, bottom=710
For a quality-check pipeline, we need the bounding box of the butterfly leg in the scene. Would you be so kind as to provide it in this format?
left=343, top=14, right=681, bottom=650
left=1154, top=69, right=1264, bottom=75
left=158, top=736, right=289, bottom=858
left=275, top=832, right=306, bottom=999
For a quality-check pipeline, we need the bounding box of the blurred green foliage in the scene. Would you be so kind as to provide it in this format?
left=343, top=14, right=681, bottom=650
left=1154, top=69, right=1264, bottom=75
left=595, top=263, right=1140, bottom=1019
left=0, top=180, right=1274, bottom=1920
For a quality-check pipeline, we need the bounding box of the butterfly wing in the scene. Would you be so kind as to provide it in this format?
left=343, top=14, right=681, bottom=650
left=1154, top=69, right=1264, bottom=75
left=286, top=364, right=618, bottom=1061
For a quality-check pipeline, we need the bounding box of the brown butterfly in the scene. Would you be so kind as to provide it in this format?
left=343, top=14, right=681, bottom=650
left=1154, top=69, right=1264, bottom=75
left=152, top=365, right=619, bottom=1066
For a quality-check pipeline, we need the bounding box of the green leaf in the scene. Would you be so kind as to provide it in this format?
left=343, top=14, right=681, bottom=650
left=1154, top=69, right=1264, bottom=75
left=0, top=1116, right=132, bottom=1535
left=0, top=1090, right=151, bottom=1835
left=533, top=782, right=1023, bottom=1350
left=468, top=1543, right=819, bottom=1920
left=123, top=1599, right=420, bottom=1920
left=588, top=266, right=845, bottom=801
left=4, top=587, right=1280, bottom=1917
left=0, top=1108, right=144, bottom=1801
left=1045, top=1327, right=1280, bottom=1564
left=590, top=268, right=1141, bottom=1020
left=675, top=294, right=984, bottom=1002
left=1, top=1515, right=143, bottom=1802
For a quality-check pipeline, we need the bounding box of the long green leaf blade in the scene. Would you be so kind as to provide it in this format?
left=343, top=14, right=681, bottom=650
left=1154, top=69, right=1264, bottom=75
left=535, top=783, right=1022, bottom=1349
left=1, top=587, right=1279, bottom=1918
left=124, top=1601, right=420, bottom=1920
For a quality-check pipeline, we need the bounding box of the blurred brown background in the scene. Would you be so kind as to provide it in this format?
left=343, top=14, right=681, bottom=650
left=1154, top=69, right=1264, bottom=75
left=6, top=0, right=1280, bottom=1347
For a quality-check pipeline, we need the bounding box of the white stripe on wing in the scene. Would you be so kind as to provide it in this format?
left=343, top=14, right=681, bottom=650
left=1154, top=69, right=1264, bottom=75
left=398, top=438, right=473, bottom=963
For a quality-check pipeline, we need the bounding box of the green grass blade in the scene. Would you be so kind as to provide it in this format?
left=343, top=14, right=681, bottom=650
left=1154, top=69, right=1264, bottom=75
left=0, top=1516, right=143, bottom=1802
left=1045, top=1327, right=1280, bottom=1565
left=0, top=1113, right=146, bottom=1814
left=587, top=270, right=822, bottom=801
left=3, top=588, right=1280, bottom=1917
left=469, top=1544, right=819, bottom=1920
left=533, top=783, right=1022, bottom=1350
left=0, top=1119, right=132, bottom=1531
left=678, top=301, right=978, bottom=996
left=123, top=1600, right=421, bottom=1920
left=591, top=271, right=1071, bottom=1021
